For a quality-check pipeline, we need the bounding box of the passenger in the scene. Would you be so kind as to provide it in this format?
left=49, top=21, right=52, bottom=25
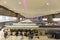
left=4, top=32, right=8, bottom=38
left=0, top=29, right=5, bottom=40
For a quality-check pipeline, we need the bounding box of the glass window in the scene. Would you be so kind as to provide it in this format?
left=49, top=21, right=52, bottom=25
left=53, top=18, right=60, bottom=21
left=42, top=18, right=47, bottom=21
left=0, top=15, right=17, bottom=22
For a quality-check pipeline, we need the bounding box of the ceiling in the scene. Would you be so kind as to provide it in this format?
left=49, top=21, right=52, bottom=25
left=0, top=0, right=60, bottom=18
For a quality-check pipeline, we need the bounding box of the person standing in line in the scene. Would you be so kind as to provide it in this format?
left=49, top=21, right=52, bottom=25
left=0, top=29, right=5, bottom=40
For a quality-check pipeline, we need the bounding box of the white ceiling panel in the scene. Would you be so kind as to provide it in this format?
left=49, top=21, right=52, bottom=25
left=0, top=0, right=60, bottom=18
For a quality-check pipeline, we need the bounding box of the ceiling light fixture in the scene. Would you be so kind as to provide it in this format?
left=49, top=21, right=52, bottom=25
left=3, top=1, right=7, bottom=4
left=18, top=2, right=21, bottom=4
left=46, top=3, right=49, bottom=5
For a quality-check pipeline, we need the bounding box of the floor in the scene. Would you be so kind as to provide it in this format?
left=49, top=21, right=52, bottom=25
left=0, top=35, right=59, bottom=40
left=0, top=29, right=59, bottom=40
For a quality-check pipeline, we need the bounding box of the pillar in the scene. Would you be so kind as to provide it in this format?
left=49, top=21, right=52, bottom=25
left=47, top=14, right=55, bottom=23
left=47, top=15, right=53, bottom=23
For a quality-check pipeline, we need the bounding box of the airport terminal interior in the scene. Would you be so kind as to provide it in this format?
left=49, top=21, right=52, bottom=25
left=0, top=0, right=60, bottom=40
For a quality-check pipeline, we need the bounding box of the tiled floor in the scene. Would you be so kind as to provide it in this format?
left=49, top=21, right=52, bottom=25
left=0, top=35, right=59, bottom=40
left=0, top=29, right=59, bottom=40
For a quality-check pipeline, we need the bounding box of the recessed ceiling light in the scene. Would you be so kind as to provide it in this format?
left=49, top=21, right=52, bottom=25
left=18, top=2, right=21, bottom=4
left=46, top=3, right=49, bottom=5
left=3, top=1, right=7, bottom=3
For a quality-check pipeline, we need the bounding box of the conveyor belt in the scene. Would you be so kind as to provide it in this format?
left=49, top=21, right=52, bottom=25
left=39, top=26, right=60, bottom=30
left=39, top=26, right=60, bottom=28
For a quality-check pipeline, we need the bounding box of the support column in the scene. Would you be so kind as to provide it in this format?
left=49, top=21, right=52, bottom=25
left=47, top=15, right=53, bottom=23
left=47, top=14, right=55, bottom=23
left=15, top=13, right=20, bottom=22
left=37, top=16, right=42, bottom=22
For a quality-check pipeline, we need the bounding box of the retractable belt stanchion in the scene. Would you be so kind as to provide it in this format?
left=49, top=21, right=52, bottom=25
left=15, top=32, right=17, bottom=40
left=20, top=30, right=23, bottom=40
left=3, top=28, right=41, bottom=40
